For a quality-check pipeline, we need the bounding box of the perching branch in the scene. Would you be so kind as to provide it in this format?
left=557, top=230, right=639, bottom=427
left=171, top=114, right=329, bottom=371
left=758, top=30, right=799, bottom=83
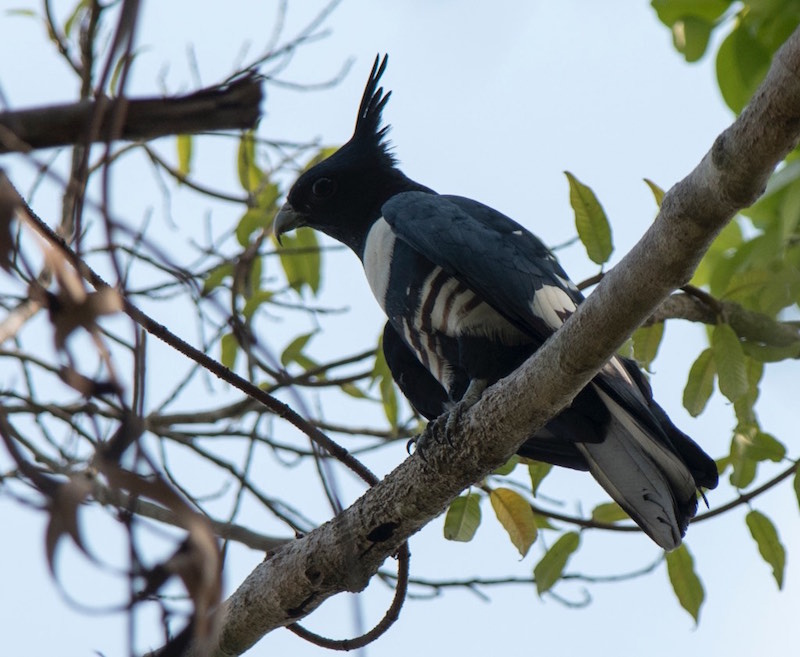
left=162, top=23, right=800, bottom=657
left=0, top=73, right=262, bottom=154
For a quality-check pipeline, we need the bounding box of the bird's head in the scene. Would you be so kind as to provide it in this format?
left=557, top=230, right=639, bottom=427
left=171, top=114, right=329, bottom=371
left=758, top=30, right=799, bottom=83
left=274, top=55, right=422, bottom=254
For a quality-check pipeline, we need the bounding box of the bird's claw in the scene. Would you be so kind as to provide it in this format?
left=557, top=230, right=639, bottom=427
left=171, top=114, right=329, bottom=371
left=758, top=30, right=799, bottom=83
left=409, top=379, right=487, bottom=460
left=408, top=402, right=465, bottom=460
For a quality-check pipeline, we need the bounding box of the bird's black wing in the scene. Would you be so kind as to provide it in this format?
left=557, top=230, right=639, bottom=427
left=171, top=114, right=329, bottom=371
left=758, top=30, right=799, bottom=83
left=381, top=191, right=671, bottom=440
left=383, top=192, right=584, bottom=346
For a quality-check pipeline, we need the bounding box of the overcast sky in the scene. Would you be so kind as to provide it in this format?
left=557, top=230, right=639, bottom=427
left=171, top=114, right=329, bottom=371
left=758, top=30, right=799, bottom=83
left=1, top=2, right=798, bottom=656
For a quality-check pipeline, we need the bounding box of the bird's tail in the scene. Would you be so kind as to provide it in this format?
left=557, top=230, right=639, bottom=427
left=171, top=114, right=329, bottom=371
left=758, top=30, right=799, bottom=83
left=576, top=385, right=699, bottom=551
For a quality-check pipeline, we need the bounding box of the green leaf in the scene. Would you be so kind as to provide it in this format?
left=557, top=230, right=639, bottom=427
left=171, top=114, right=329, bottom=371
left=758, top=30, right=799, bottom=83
left=729, top=426, right=758, bottom=489
left=444, top=493, right=481, bottom=542
left=493, top=455, right=519, bottom=476
left=528, top=462, right=552, bottom=496
left=277, top=226, right=321, bottom=295
left=281, top=332, right=315, bottom=368
left=236, top=251, right=262, bottom=296
left=236, top=210, right=263, bottom=247
left=532, top=513, right=556, bottom=530
left=64, top=1, right=91, bottom=38
left=746, top=510, right=786, bottom=589
left=747, top=431, right=786, bottom=462
left=241, top=289, right=274, bottom=319
left=108, top=48, right=143, bottom=96
left=733, top=356, right=763, bottom=426
left=379, top=372, right=398, bottom=429
left=490, top=487, right=538, bottom=557
left=237, top=183, right=280, bottom=248
left=202, top=262, right=234, bottom=295
left=666, top=544, right=705, bottom=624
left=590, top=502, right=630, bottom=524
left=716, top=22, right=771, bottom=114
left=340, top=383, right=369, bottom=399
left=712, top=323, right=748, bottom=402
left=730, top=427, right=786, bottom=487
left=794, top=471, right=800, bottom=512
left=373, top=339, right=399, bottom=429
left=565, top=171, right=613, bottom=265
left=644, top=178, right=665, bottom=207
left=651, top=0, right=731, bottom=26
left=237, top=130, right=263, bottom=192
left=672, top=16, right=713, bottom=62
left=617, top=336, right=634, bottom=360
left=691, top=219, right=743, bottom=288
left=683, top=348, right=716, bottom=417
left=6, top=8, right=38, bottom=18
left=220, top=332, right=238, bottom=370
left=176, top=134, right=193, bottom=178
left=633, top=322, right=664, bottom=369
left=534, top=531, right=580, bottom=595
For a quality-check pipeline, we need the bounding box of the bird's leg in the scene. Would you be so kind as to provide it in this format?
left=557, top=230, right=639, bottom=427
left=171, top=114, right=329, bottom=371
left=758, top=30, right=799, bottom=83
left=411, top=378, right=488, bottom=459
left=444, top=378, right=488, bottom=440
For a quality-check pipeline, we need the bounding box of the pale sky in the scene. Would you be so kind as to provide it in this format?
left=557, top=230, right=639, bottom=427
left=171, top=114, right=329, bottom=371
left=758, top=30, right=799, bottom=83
left=1, top=2, right=798, bottom=656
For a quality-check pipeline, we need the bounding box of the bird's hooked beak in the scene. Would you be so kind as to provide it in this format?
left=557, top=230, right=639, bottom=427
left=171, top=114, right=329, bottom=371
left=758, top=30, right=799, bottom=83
left=273, top=202, right=307, bottom=246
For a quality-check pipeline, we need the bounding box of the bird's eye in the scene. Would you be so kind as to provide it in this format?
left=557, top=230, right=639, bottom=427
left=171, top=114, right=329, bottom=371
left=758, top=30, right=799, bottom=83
left=312, top=177, right=336, bottom=199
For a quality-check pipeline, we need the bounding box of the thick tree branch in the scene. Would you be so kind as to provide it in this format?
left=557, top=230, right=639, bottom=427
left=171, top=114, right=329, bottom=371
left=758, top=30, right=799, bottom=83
left=0, top=73, right=262, bottom=153
left=164, top=27, right=800, bottom=657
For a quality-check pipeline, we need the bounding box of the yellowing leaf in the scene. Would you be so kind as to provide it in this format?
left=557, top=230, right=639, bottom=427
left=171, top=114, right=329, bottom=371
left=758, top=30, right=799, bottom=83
left=534, top=531, right=580, bottom=595
left=490, top=487, right=537, bottom=557
left=444, top=493, right=481, bottom=542
left=746, top=510, right=786, bottom=589
left=666, top=544, right=705, bottom=624
left=565, top=171, right=613, bottom=265
left=683, top=348, right=716, bottom=417
left=176, top=134, right=193, bottom=178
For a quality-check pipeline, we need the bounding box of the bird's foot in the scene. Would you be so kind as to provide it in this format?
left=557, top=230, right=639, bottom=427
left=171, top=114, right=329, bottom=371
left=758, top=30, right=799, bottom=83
left=409, top=379, right=487, bottom=460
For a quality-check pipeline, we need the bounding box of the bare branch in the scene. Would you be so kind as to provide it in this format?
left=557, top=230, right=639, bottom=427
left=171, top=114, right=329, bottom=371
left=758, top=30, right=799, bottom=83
left=0, top=74, right=262, bottom=154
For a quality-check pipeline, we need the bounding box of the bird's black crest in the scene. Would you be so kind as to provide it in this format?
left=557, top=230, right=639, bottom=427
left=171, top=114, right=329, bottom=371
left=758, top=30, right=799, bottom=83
left=352, top=54, right=396, bottom=164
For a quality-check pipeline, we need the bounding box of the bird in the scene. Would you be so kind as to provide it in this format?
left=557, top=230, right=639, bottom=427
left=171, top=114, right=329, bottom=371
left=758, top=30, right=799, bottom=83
left=274, top=54, right=718, bottom=550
